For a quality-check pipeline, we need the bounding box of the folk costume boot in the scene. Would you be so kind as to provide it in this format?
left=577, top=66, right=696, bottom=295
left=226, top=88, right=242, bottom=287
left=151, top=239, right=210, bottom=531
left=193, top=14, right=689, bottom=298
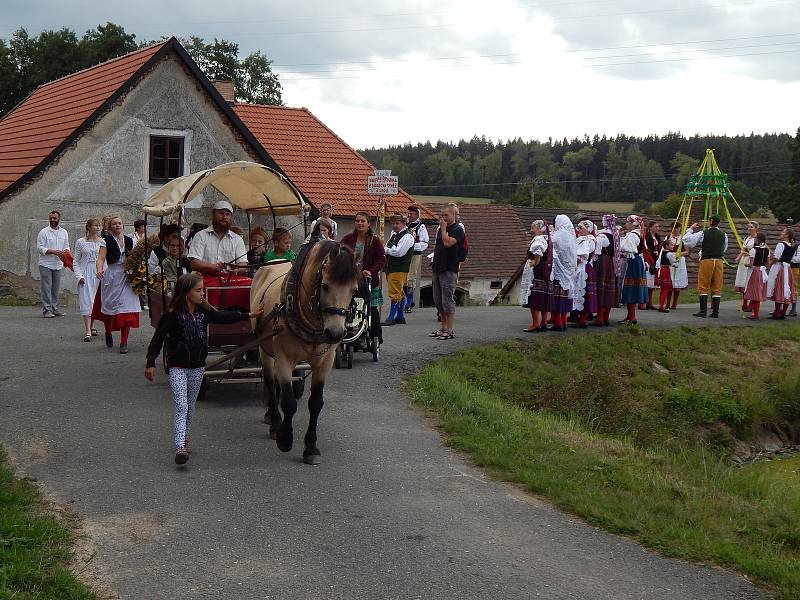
left=748, top=301, right=761, bottom=320
left=694, top=295, right=708, bottom=318
left=710, top=296, right=720, bottom=318
left=790, top=302, right=798, bottom=317
left=658, top=288, right=670, bottom=312
left=394, top=296, right=407, bottom=325
left=646, top=289, right=656, bottom=310
left=403, top=285, right=413, bottom=313
left=382, top=301, right=399, bottom=326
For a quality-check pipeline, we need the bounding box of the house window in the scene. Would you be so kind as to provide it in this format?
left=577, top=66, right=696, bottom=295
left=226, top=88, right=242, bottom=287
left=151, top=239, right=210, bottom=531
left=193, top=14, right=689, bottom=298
left=149, top=136, right=184, bottom=183
left=490, top=280, right=503, bottom=289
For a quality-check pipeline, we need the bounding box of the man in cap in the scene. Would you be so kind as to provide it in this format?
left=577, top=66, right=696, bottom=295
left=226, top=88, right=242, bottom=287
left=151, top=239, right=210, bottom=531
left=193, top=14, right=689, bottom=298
left=382, top=214, right=415, bottom=326
left=403, top=205, right=429, bottom=313
left=682, top=213, right=728, bottom=318
left=188, top=200, right=248, bottom=274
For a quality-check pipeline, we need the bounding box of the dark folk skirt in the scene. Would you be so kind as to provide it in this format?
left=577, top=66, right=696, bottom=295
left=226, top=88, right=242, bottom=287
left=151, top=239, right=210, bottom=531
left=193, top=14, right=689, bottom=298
left=594, top=253, right=618, bottom=308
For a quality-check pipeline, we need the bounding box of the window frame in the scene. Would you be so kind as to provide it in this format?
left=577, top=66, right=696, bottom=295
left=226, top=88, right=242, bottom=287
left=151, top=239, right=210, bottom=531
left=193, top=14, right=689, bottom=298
left=148, top=136, right=185, bottom=184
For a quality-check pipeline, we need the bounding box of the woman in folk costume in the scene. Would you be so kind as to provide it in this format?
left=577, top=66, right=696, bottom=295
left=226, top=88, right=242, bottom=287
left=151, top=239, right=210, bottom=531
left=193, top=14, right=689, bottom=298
left=92, top=215, right=141, bottom=354
left=571, top=220, right=597, bottom=328
left=643, top=220, right=661, bottom=310
left=767, top=227, right=798, bottom=320
left=520, top=220, right=549, bottom=332
left=592, top=214, right=621, bottom=327
left=548, top=214, right=578, bottom=332
left=743, top=232, right=769, bottom=320
left=619, top=215, right=648, bottom=324
left=734, top=221, right=759, bottom=312
left=521, top=220, right=552, bottom=332
left=73, top=218, right=103, bottom=341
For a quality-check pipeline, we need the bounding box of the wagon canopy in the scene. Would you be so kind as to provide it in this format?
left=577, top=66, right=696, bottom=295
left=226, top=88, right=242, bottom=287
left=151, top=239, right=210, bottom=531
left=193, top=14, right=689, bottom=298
left=142, top=161, right=306, bottom=217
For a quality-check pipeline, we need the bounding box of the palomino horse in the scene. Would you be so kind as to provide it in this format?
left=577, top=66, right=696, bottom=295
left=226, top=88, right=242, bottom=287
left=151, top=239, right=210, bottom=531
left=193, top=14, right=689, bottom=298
left=250, top=240, right=358, bottom=464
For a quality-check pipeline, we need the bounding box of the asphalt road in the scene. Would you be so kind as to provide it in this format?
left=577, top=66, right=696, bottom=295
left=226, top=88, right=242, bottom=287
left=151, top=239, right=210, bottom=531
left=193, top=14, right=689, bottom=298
left=0, top=302, right=774, bottom=599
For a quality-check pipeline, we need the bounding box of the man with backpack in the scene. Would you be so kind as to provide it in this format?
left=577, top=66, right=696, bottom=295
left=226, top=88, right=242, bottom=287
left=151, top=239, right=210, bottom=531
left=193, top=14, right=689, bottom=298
left=430, top=204, right=466, bottom=340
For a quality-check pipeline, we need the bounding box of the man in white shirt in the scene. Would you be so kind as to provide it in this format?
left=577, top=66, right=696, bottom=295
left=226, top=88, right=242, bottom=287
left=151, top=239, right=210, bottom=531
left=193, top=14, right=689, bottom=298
left=381, top=214, right=415, bottom=326
left=188, top=201, right=248, bottom=274
left=36, top=210, right=70, bottom=318
left=404, top=205, right=429, bottom=313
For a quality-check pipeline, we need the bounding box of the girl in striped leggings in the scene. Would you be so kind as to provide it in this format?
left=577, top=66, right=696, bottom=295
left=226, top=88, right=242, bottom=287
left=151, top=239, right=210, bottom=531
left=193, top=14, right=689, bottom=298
left=145, top=272, right=262, bottom=465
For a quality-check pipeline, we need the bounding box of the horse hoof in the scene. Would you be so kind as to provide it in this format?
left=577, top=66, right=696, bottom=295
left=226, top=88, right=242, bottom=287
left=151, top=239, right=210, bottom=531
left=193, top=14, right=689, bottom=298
left=276, top=434, right=293, bottom=452
left=303, top=449, right=321, bottom=465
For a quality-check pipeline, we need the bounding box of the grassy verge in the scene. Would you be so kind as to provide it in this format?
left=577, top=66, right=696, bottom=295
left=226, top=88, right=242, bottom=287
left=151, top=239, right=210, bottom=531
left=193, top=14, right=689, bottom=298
left=0, top=297, right=37, bottom=307
left=676, top=286, right=741, bottom=304
left=410, top=324, right=800, bottom=599
left=0, top=447, right=95, bottom=599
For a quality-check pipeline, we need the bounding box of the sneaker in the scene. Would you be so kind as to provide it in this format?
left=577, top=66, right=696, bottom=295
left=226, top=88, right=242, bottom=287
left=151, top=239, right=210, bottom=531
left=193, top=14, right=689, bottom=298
left=43, top=312, right=55, bottom=318
left=52, top=309, right=65, bottom=316
left=175, top=449, right=189, bottom=465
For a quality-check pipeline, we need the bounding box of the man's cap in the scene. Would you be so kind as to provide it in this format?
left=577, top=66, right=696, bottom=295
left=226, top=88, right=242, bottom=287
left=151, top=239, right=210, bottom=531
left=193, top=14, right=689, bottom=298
left=390, top=213, right=407, bottom=223
left=710, top=214, right=721, bottom=223
left=407, top=205, right=420, bottom=213
left=213, top=200, right=234, bottom=213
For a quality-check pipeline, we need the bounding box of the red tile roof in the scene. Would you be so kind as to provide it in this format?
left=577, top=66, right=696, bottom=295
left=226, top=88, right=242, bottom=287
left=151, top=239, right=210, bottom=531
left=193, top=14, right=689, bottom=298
left=0, top=41, right=169, bottom=196
left=233, top=103, right=432, bottom=219
left=422, top=204, right=531, bottom=280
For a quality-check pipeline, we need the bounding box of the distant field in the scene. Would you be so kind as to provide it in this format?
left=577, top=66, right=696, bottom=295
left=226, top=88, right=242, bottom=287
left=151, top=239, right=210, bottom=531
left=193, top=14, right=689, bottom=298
left=414, top=195, right=492, bottom=205
left=575, top=202, right=634, bottom=212
left=414, top=196, right=635, bottom=213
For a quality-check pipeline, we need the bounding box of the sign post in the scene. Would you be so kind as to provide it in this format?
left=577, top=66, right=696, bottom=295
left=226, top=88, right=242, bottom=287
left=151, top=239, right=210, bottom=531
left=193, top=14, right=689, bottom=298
left=368, top=170, right=399, bottom=243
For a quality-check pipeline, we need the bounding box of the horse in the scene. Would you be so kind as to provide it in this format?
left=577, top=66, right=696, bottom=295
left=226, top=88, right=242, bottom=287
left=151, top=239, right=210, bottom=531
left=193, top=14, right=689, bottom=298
left=250, top=240, right=359, bottom=465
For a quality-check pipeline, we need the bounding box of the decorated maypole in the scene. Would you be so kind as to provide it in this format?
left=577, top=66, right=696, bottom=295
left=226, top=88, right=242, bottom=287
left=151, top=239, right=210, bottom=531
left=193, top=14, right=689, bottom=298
left=673, top=148, right=751, bottom=267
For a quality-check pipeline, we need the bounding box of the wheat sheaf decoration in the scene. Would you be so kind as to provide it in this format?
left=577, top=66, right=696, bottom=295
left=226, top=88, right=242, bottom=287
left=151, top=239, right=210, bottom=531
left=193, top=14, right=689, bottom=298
left=124, top=234, right=162, bottom=294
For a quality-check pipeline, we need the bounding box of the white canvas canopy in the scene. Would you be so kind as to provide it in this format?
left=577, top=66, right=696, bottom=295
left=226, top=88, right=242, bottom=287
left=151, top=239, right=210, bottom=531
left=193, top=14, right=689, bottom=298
left=142, top=161, right=306, bottom=217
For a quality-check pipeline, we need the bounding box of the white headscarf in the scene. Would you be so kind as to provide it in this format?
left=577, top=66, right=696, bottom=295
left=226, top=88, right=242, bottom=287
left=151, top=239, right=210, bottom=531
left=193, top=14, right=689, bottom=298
left=551, top=214, right=577, bottom=291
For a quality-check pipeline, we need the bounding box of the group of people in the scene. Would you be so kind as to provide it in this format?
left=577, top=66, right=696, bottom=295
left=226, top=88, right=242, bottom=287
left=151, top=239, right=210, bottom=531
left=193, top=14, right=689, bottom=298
left=519, top=213, right=799, bottom=331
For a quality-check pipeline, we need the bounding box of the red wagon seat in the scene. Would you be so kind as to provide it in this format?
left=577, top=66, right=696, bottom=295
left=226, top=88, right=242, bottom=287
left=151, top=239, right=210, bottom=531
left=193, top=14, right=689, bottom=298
left=203, top=274, right=252, bottom=312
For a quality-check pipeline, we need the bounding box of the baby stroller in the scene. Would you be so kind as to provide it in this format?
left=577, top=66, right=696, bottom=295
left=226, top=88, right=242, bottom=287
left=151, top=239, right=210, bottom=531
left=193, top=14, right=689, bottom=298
left=334, top=276, right=380, bottom=368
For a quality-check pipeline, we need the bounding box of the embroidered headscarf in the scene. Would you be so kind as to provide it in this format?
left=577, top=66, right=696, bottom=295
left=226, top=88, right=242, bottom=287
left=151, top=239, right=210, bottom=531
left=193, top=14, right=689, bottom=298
left=551, top=214, right=577, bottom=291
left=602, top=214, right=622, bottom=276
left=578, top=220, right=596, bottom=235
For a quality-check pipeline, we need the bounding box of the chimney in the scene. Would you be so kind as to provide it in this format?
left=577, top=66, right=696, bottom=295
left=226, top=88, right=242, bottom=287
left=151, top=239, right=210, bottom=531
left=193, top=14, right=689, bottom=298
left=212, top=79, right=235, bottom=104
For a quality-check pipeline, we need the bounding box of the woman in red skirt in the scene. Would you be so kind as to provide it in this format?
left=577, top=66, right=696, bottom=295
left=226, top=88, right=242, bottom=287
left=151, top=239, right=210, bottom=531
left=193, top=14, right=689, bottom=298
left=93, top=216, right=141, bottom=354
left=744, top=232, right=769, bottom=320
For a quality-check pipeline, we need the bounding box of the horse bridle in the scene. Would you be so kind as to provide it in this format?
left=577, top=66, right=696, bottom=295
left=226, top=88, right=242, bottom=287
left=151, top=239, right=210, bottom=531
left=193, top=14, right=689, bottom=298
left=282, top=240, right=352, bottom=344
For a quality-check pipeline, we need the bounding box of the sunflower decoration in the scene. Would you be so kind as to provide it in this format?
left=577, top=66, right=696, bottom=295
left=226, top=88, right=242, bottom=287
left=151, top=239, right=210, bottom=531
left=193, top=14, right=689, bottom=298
left=125, top=233, right=160, bottom=294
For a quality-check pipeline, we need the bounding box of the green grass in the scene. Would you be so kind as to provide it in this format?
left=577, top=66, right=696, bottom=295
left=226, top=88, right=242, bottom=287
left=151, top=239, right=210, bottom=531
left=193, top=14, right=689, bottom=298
left=0, top=447, right=95, bottom=599
left=0, top=297, right=37, bottom=307
left=677, top=286, right=741, bottom=304
left=575, top=202, right=634, bottom=212
left=410, top=324, right=800, bottom=599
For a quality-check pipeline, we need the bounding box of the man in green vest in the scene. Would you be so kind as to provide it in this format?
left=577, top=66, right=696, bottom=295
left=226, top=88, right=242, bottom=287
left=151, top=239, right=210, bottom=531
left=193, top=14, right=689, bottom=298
left=682, top=214, right=729, bottom=318
left=382, top=214, right=415, bottom=326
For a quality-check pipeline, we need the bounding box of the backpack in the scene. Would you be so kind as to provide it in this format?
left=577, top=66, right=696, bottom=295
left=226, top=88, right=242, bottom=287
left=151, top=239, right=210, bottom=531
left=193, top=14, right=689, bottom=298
left=457, top=231, right=469, bottom=262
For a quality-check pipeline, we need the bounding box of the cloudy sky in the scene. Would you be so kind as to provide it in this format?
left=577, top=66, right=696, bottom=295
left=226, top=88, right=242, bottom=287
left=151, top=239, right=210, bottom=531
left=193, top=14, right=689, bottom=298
left=2, top=0, right=800, bottom=148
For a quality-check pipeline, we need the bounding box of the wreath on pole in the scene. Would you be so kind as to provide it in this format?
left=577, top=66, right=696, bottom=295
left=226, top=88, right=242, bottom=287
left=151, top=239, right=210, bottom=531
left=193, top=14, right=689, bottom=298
left=124, top=234, right=162, bottom=294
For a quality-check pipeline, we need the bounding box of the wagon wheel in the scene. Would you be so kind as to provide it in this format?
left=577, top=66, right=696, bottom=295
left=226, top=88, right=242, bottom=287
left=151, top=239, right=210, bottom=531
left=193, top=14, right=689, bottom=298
left=292, top=368, right=305, bottom=399
left=371, top=337, right=380, bottom=362
left=333, top=346, right=342, bottom=369
left=346, top=344, right=353, bottom=369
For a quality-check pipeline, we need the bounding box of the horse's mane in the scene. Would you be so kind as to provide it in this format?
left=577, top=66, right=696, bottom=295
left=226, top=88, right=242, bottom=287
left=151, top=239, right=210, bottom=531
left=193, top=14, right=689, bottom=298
left=316, top=240, right=357, bottom=284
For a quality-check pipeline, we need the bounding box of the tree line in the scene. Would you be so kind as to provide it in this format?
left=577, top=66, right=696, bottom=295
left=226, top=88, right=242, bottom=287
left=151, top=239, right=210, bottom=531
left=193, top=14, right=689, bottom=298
left=0, top=22, right=282, bottom=117
left=361, top=130, right=800, bottom=221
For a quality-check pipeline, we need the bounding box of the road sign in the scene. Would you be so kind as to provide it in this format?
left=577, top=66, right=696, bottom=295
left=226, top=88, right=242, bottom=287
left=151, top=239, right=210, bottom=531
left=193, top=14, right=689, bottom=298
left=368, top=174, right=399, bottom=195
left=373, top=169, right=392, bottom=177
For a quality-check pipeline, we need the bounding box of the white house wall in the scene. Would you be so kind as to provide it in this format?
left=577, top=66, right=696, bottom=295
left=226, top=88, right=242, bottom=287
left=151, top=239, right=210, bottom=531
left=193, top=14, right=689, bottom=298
left=0, top=53, right=300, bottom=296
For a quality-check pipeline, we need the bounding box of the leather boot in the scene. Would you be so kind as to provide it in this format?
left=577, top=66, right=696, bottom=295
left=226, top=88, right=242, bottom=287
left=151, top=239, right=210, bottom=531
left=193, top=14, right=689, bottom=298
left=694, top=295, right=707, bottom=318
left=710, top=296, right=720, bottom=318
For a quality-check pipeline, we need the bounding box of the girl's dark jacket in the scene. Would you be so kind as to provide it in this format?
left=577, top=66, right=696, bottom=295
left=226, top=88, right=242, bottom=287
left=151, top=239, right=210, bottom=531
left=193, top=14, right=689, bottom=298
left=146, top=306, right=249, bottom=369
left=340, top=232, right=386, bottom=280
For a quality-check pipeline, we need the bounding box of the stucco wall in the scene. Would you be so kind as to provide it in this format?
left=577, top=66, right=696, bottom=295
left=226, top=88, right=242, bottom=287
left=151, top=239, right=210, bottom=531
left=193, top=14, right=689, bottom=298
left=0, top=52, right=301, bottom=299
